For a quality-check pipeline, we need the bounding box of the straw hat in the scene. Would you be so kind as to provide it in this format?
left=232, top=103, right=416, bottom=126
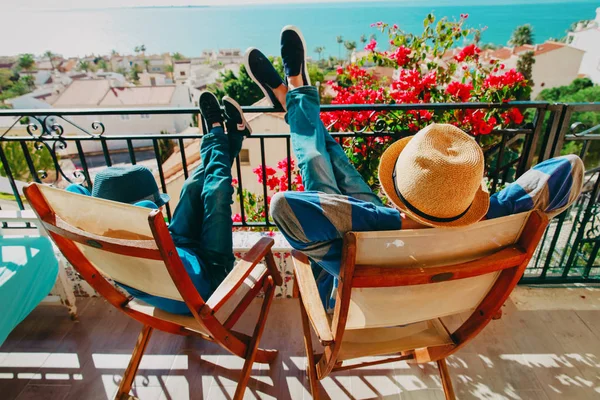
left=378, top=123, right=489, bottom=227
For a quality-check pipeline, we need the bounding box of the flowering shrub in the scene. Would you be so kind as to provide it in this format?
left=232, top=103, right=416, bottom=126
left=232, top=157, right=303, bottom=229
left=321, top=13, right=531, bottom=188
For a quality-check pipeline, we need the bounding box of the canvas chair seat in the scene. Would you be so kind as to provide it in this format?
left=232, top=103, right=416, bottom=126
left=127, top=263, right=268, bottom=337
left=339, top=319, right=453, bottom=361
left=293, top=210, right=550, bottom=400
left=24, top=183, right=282, bottom=400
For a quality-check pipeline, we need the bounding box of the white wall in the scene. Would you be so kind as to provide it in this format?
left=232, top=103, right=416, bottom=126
left=532, top=46, right=585, bottom=97
left=568, top=28, right=600, bottom=84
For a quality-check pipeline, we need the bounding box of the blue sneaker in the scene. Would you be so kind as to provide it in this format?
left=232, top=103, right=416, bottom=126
left=199, top=91, right=224, bottom=132
left=281, top=25, right=311, bottom=86
left=244, top=48, right=285, bottom=109
left=223, top=96, right=252, bottom=137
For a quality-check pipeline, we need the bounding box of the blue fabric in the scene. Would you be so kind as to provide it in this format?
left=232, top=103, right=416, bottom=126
left=272, top=86, right=584, bottom=311
left=0, top=236, right=59, bottom=345
left=65, top=125, right=243, bottom=315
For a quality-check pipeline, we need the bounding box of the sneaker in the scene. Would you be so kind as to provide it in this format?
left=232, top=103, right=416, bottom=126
left=223, top=96, right=252, bottom=137
left=199, top=91, right=224, bottom=132
left=281, top=25, right=311, bottom=86
left=244, top=47, right=286, bottom=109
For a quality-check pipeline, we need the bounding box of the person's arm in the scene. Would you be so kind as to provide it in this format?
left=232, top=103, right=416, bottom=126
left=487, top=154, right=585, bottom=220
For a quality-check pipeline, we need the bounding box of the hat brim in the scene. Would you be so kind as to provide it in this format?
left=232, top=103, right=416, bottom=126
left=156, top=193, right=171, bottom=207
left=378, top=137, right=490, bottom=228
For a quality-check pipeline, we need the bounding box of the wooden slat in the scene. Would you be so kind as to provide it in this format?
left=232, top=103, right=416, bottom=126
left=206, top=237, right=275, bottom=312
left=41, top=214, right=161, bottom=260
left=292, top=250, right=334, bottom=345
left=352, top=246, right=527, bottom=287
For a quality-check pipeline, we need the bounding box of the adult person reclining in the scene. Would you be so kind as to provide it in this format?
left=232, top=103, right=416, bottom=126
left=65, top=93, right=253, bottom=315
left=243, top=25, right=585, bottom=311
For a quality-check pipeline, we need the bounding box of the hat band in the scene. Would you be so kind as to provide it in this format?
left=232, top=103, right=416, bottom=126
left=392, top=170, right=472, bottom=223
left=131, top=191, right=159, bottom=204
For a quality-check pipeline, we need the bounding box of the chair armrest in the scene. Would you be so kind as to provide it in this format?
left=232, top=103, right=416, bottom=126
left=206, top=237, right=274, bottom=312
left=292, top=250, right=334, bottom=345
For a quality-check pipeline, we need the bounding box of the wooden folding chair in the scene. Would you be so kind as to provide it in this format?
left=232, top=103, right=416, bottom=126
left=24, top=183, right=283, bottom=400
left=293, top=210, right=548, bottom=399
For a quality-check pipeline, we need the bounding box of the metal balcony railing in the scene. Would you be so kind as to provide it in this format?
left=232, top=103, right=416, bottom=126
left=1, top=101, right=599, bottom=283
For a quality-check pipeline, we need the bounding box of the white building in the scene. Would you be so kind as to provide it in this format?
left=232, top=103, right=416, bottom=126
left=9, top=80, right=194, bottom=155
left=567, top=7, right=600, bottom=84
left=481, top=41, right=585, bottom=98
left=139, top=72, right=171, bottom=86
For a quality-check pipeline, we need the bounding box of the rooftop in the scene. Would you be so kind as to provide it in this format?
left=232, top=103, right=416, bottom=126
left=1, top=286, right=599, bottom=399
left=52, top=80, right=178, bottom=107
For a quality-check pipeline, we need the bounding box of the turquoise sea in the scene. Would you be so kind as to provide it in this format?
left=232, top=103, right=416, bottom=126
left=0, top=0, right=598, bottom=59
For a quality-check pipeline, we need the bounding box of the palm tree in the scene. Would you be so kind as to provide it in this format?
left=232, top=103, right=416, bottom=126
left=165, top=64, right=174, bottom=79
left=473, top=31, right=481, bottom=46
left=18, top=54, right=35, bottom=73
left=97, top=59, right=109, bottom=71
left=509, top=24, right=534, bottom=46
left=344, top=40, right=357, bottom=62
left=369, top=33, right=377, bottom=42
left=43, top=51, right=55, bottom=72
left=314, top=46, right=325, bottom=62
left=78, top=60, right=90, bottom=72
left=140, top=44, right=146, bottom=54
left=143, top=59, right=150, bottom=72
left=360, top=34, right=367, bottom=46
left=336, top=36, right=343, bottom=59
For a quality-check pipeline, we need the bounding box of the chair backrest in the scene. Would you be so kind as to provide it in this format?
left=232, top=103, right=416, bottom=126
left=29, top=183, right=186, bottom=302
left=330, top=211, right=547, bottom=343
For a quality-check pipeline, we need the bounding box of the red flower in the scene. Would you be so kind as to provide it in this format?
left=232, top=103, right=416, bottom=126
left=446, top=81, right=473, bottom=102
left=296, top=184, right=305, bottom=192
left=277, top=158, right=295, bottom=171
left=252, top=165, right=277, bottom=183
left=266, top=175, right=280, bottom=191
left=388, top=46, right=411, bottom=67
left=501, top=108, right=524, bottom=125
left=365, top=39, right=377, bottom=52
left=483, top=69, right=525, bottom=89
left=231, top=178, right=238, bottom=186
left=454, top=44, right=481, bottom=62
left=336, top=66, right=344, bottom=75
left=232, top=214, right=242, bottom=223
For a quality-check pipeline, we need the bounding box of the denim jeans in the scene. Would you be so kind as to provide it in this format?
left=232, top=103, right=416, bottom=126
left=286, top=85, right=383, bottom=206
left=169, top=126, right=242, bottom=290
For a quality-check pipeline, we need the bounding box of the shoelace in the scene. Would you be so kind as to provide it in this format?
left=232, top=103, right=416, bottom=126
left=201, top=100, right=222, bottom=124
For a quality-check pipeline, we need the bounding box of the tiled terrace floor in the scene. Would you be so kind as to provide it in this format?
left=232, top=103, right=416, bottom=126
left=1, top=286, right=599, bottom=400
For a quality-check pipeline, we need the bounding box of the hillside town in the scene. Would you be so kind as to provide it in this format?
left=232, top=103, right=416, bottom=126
left=1, top=9, right=600, bottom=209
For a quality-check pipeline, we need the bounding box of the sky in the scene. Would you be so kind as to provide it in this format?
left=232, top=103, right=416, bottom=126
left=3, top=0, right=582, bottom=12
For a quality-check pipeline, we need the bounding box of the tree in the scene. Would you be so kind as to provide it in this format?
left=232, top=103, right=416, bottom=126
left=44, top=51, right=56, bottom=71
left=509, top=24, right=534, bottom=46
left=143, top=59, right=150, bottom=72
left=129, top=65, right=141, bottom=83
left=360, top=34, right=367, bottom=46
left=0, top=141, right=55, bottom=182
left=17, top=54, right=35, bottom=73
left=96, top=59, right=109, bottom=71
left=209, top=58, right=285, bottom=106
left=165, top=64, right=174, bottom=79
left=336, top=36, right=343, bottom=59
left=481, top=43, right=499, bottom=50
left=344, top=40, right=357, bottom=61
left=516, top=50, right=535, bottom=98
left=172, top=52, right=184, bottom=61
left=473, top=31, right=481, bottom=45
left=158, top=130, right=175, bottom=164
left=369, top=33, right=377, bottom=42
left=537, top=77, right=594, bottom=101
left=314, top=46, right=325, bottom=62
left=134, top=45, right=146, bottom=54
left=78, top=60, right=91, bottom=72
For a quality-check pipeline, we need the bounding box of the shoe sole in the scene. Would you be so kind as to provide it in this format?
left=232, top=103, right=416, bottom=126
left=198, top=90, right=221, bottom=133
left=281, top=25, right=311, bottom=86
left=223, top=96, right=253, bottom=135
left=244, top=47, right=282, bottom=108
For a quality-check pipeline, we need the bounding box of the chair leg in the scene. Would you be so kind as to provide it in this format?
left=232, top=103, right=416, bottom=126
left=233, top=278, right=276, bottom=400
left=115, top=325, right=153, bottom=400
left=299, top=293, right=320, bottom=400
left=437, top=358, right=456, bottom=400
